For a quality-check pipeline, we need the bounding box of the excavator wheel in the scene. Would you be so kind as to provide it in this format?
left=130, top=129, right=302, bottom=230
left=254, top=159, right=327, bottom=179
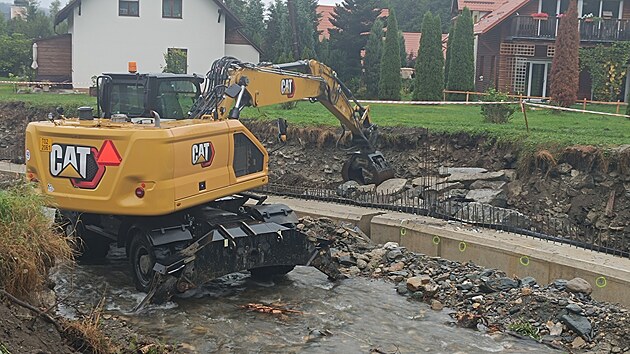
left=58, top=212, right=110, bottom=262
left=129, top=231, right=157, bottom=293
left=342, top=153, right=395, bottom=185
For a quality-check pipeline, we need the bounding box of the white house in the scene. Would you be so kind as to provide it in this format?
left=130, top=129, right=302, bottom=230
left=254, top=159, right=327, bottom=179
left=46, top=0, right=261, bottom=88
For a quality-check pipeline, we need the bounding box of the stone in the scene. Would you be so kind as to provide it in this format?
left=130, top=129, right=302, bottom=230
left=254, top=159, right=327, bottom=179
left=481, top=277, right=519, bottom=292
left=546, top=321, right=563, bottom=336
left=557, top=163, right=573, bottom=175
left=566, top=303, right=583, bottom=314
left=465, top=189, right=507, bottom=207
left=382, top=242, right=399, bottom=250
left=553, top=279, right=568, bottom=290
left=356, top=184, right=375, bottom=193
left=566, top=277, right=592, bottom=295
left=445, top=189, right=468, bottom=200
left=388, top=261, right=405, bottom=272
left=338, top=255, right=357, bottom=267
left=520, top=276, right=537, bottom=288
left=407, top=276, right=425, bottom=292
left=430, top=299, right=444, bottom=311
left=376, top=178, right=408, bottom=195
left=446, top=171, right=505, bottom=183
left=560, top=313, right=593, bottom=341
left=439, top=166, right=487, bottom=176
left=356, top=259, right=368, bottom=270
left=570, top=174, right=594, bottom=189
left=571, top=336, right=586, bottom=349
left=336, top=180, right=360, bottom=198
left=469, top=180, right=507, bottom=190
left=499, top=169, right=517, bottom=181
left=386, top=249, right=403, bottom=261
left=423, top=283, right=439, bottom=295
left=396, top=282, right=409, bottom=295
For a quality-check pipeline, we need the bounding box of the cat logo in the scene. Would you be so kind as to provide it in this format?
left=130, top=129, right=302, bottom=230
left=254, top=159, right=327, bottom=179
left=280, top=78, right=295, bottom=98
left=49, top=140, right=121, bottom=189
left=191, top=141, right=214, bottom=168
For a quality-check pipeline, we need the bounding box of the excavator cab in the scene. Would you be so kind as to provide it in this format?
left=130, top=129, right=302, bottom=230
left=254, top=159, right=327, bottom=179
left=97, top=73, right=203, bottom=120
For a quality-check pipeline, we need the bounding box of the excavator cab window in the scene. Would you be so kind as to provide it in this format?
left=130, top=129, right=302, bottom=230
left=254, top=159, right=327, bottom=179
left=110, top=82, right=145, bottom=116
left=156, top=80, right=199, bottom=119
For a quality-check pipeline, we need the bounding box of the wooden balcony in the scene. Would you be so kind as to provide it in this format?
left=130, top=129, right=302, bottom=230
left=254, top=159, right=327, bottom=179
left=509, top=15, right=630, bottom=42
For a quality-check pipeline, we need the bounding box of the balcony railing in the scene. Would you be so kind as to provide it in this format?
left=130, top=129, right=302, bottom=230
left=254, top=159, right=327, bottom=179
left=509, top=15, right=630, bottom=42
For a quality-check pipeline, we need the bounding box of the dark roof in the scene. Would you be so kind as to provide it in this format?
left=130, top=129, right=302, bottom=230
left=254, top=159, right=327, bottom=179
left=55, top=0, right=244, bottom=27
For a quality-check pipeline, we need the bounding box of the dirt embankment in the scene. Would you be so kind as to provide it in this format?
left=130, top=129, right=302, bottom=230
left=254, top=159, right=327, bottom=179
left=244, top=120, right=630, bottom=237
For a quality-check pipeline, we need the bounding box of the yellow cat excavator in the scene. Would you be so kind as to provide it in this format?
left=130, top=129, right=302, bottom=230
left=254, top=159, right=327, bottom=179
left=25, top=57, right=393, bottom=302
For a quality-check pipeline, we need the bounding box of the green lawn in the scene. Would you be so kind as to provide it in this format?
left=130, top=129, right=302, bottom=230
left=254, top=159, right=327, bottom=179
left=241, top=101, right=630, bottom=148
left=2, top=82, right=628, bottom=148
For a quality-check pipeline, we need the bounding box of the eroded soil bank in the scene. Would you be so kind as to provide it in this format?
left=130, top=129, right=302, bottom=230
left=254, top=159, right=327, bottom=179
left=243, top=120, right=630, bottom=243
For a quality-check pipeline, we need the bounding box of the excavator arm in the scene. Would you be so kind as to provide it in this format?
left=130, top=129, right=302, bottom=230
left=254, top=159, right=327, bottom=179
left=189, top=57, right=394, bottom=184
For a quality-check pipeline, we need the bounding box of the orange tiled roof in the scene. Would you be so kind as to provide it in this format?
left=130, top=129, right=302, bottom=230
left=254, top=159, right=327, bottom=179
left=404, top=32, right=450, bottom=60
left=457, top=0, right=505, bottom=12
left=473, top=0, right=530, bottom=34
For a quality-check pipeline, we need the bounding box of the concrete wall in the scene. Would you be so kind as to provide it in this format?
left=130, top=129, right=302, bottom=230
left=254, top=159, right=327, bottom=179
left=266, top=196, right=630, bottom=307
left=225, top=44, right=260, bottom=64
left=69, top=0, right=226, bottom=87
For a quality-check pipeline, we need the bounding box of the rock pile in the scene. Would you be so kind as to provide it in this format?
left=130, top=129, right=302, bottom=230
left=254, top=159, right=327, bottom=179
left=299, top=216, right=630, bottom=353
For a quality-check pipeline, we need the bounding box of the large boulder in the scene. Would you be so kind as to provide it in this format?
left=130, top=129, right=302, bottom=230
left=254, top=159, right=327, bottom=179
left=376, top=178, right=408, bottom=195
left=566, top=277, right=593, bottom=295
left=465, top=189, right=507, bottom=207
left=439, top=166, right=487, bottom=176
left=446, top=171, right=506, bottom=184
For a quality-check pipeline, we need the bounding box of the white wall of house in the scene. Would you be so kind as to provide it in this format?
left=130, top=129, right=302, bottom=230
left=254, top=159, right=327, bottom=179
left=225, top=44, right=259, bottom=64
left=68, top=0, right=233, bottom=87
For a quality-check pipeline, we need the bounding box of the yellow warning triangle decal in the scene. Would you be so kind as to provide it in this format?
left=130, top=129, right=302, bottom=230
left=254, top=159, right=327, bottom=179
left=59, top=164, right=82, bottom=179
left=197, top=154, right=207, bottom=163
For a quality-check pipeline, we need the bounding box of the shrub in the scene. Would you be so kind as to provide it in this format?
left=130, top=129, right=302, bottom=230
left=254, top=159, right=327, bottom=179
left=480, top=89, right=516, bottom=124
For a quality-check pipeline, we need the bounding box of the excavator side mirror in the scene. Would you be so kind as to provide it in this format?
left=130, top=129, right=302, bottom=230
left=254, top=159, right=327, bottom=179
left=277, top=118, right=288, bottom=142
left=225, top=84, right=242, bottom=98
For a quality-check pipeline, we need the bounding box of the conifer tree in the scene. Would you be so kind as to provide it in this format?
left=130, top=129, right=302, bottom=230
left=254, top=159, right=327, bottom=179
left=329, top=0, right=381, bottom=81
left=364, top=19, right=384, bottom=99
left=550, top=0, right=579, bottom=106
left=413, top=12, right=444, bottom=101
left=379, top=8, right=402, bottom=100
left=443, top=25, right=454, bottom=87
left=445, top=7, right=474, bottom=100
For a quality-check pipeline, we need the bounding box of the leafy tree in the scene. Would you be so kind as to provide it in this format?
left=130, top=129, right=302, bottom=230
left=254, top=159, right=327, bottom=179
left=445, top=7, right=474, bottom=100
left=328, top=0, right=381, bottom=82
left=378, top=8, right=401, bottom=100
left=363, top=18, right=384, bottom=99
left=413, top=12, right=444, bottom=101
left=390, top=0, right=451, bottom=33
left=579, top=42, right=630, bottom=101
left=550, top=0, right=579, bottom=107
left=162, top=49, right=187, bottom=74
left=0, top=12, right=7, bottom=36
left=9, top=0, right=52, bottom=39
left=0, top=33, right=31, bottom=77
left=295, top=0, right=320, bottom=59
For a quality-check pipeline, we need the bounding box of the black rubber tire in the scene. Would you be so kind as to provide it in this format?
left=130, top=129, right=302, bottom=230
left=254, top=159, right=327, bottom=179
left=64, top=221, right=110, bottom=262
left=250, top=265, right=296, bottom=279
left=129, top=232, right=156, bottom=293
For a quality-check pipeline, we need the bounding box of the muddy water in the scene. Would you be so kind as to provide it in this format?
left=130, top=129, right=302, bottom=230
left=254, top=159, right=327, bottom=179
left=52, top=248, right=557, bottom=353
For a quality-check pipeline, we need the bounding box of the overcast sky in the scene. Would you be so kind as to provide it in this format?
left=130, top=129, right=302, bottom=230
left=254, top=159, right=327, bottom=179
left=36, top=0, right=339, bottom=10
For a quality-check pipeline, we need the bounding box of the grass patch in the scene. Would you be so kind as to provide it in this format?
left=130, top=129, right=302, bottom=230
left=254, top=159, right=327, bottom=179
left=0, top=184, right=72, bottom=298
left=508, top=318, right=541, bottom=340
left=0, top=82, right=95, bottom=116
left=241, top=101, right=630, bottom=147
left=63, top=297, right=113, bottom=354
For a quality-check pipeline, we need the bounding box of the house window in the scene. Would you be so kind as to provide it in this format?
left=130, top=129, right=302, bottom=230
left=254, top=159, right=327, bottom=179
left=163, top=0, right=182, bottom=18
left=119, top=0, right=139, bottom=16
left=579, top=0, right=623, bottom=18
